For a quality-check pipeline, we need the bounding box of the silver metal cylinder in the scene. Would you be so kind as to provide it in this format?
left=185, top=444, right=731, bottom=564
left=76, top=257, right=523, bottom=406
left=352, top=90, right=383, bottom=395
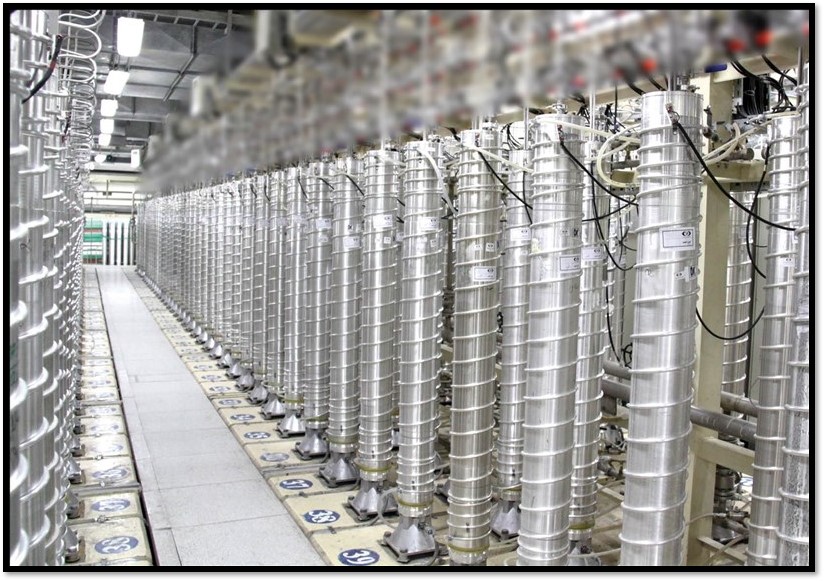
left=263, top=171, right=286, bottom=416
left=619, top=91, right=703, bottom=567
left=517, top=113, right=585, bottom=567
left=279, top=167, right=309, bottom=435
left=296, top=160, right=334, bottom=457
left=385, top=139, right=444, bottom=557
left=491, top=146, right=530, bottom=537
left=249, top=175, right=270, bottom=395
left=747, top=114, right=801, bottom=566
left=447, top=127, right=502, bottom=565
left=570, top=132, right=608, bottom=545
left=319, top=157, right=363, bottom=482
left=777, top=63, right=809, bottom=567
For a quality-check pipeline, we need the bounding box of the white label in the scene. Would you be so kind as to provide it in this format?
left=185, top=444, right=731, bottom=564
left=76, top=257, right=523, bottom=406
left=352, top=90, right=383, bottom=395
left=485, top=242, right=497, bottom=253
left=395, top=232, right=403, bottom=242
left=319, top=234, right=330, bottom=244
left=661, top=227, right=696, bottom=250
left=510, top=227, right=531, bottom=242
left=420, top=216, right=440, bottom=232
left=472, top=266, right=497, bottom=282
left=559, top=255, right=581, bottom=272
left=372, top=214, right=394, bottom=230
left=383, top=236, right=392, bottom=245
left=582, top=246, right=605, bottom=261
left=780, top=256, right=796, bottom=268
left=316, top=218, right=332, bottom=230
left=343, top=236, right=361, bottom=249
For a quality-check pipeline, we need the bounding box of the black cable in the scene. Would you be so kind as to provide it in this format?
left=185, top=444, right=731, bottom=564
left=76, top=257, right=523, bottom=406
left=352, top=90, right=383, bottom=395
left=343, top=174, right=366, bottom=197
left=22, top=34, right=64, bottom=104
left=761, top=55, right=797, bottom=86
left=558, top=139, right=638, bottom=207
left=589, top=183, right=632, bottom=273
left=476, top=152, right=532, bottom=224
left=296, top=177, right=309, bottom=202
left=647, top=75, right=666, bottom=92
left=582, top=199, right=631, bottom=222
left=627, top=80, right=645, bottom=96
left=696, top=306, right=765, bottom=341
left=745, top=169, right=768, bottom=279
left=317, top=176, right=335, bottom=191
left=671, top=120, right=794, bottom=232
left=604, top=284, right=622, bottom=361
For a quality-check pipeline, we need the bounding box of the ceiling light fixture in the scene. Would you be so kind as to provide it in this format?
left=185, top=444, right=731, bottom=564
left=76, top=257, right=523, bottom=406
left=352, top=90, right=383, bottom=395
left=103, top=69, right=130, bottom=95
left=100, top=118, right=115, bottom=134
left=101, top=99, right=119, bottom=117
left=95, top=153, right=107, bottom=164
left=117, top=17, right=145, bottom=57
left=98, top=133, right=112, bottom=147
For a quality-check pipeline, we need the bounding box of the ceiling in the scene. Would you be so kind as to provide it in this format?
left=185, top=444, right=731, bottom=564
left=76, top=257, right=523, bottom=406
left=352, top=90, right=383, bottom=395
left=91, top=9, right=254, bottom=171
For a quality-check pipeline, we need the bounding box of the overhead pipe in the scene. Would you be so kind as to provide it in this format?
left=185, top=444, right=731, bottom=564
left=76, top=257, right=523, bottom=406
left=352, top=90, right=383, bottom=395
left=777, top=61, right=809, bottom=567
left=747, top=114, right=801, bottom=567
left=619, top=90, right=702, bottom=566
left=295, top=159, right=334, bottom=459
left=319, top=156, right=363, bottom=484
left=348, top=149, right=401, bottom=518
left=518, top=111, right=585, bottom=567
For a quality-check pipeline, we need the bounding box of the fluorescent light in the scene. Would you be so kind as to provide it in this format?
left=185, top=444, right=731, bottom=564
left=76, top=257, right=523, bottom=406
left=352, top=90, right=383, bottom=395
left=98, top=133, right=112, bottom=147
left=117, top=17, right=145, bottom=57
left=100, top=99, right=118, bottom=117
left=100, top=118, right=115, bottom=134
left=130, top=148, right=141, bottom=168
left=103, top=70, right=130, bottom=95
left=95, top=153, right=107, bottom=164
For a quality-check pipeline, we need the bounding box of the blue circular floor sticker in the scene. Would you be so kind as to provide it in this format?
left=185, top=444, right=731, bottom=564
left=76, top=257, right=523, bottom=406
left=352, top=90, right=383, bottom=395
left=218, top=399, right=243, bottom=406
left=92, top=406, right=119, bottom=415
left=260, top=452, right=290, bottom=463
left=243, top=431, right=271, bottom=440
left=338, top=549, right=379, bottom=566
left=91, top=443, right=124, bottom=455
left=279, top=478, right=313, bottom=490
left=92, top=498, right=131, bottom=512
left=201, top=374, right=224, bottom=382
left=95, top=536, right=139, bottom=555
left=230, top=413, right=256, bottom=422
left=89, top=423, right=121, bottom=434
left=209, top=386, right=231, bottom=393
left=92, top=467, right=130, bottom=482
left=193, top=364, right=216, bottom=371
left=303, top=509, right=340, bottom=524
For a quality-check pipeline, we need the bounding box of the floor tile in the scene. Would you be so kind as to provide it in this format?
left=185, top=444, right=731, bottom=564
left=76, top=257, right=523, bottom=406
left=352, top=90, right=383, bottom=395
left=160, top=479, right=286, bottom=528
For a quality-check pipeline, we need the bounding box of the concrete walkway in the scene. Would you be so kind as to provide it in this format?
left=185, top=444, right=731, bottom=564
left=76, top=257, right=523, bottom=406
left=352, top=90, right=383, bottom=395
left=95, top=266, right=323, bottom=566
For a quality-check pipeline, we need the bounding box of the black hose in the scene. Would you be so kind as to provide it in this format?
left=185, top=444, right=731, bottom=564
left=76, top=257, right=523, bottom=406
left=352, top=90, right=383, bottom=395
left=22, top=34, right=64, bottom=104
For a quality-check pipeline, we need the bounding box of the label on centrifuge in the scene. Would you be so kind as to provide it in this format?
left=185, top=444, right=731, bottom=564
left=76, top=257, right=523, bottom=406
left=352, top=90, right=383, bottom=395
left=675, top=265, right=698, bottom=281
left=486, top=242, right=497, bottom=253
left=319, top=234, right=330, bottom=244
left=419, top=216, right=440, bottom=232
left=582, top=246, right=605, bottom=261
left=660, top=227, right=696, bottom=250
left=559, top=254, right=582, bottom=272
left=779, top=256, right=796, bottom=268
left=510, top=227, right=531, bottom=242
left=472, top=266, right=497, bottom=282
left=395, top=231, right=403, bottom=242
left=343, top=236, right=361, bottom=249
left=372, top=214, right=394, bottom=230
left=315, top=218, right=332, bottom=230
left=383, top=236, right=392, bottom=245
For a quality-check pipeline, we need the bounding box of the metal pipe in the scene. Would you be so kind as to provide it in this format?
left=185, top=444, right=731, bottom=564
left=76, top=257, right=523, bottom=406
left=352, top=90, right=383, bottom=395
left=600, top=378, right=756, bottom=444
left=385, top=139, right=444, bottom=560
left=295, top=160, right=334, bottom=458
left=491, top=133, right=530, bottom=540
left=262, top=170, right=286, bottom=418
left=777, top=61, right=809, bottom=567
left=619, top=90, right=703, bottom=566
left=446, top=125, right=501, bottom=566
left=319, top=156, right=363, bottom=484
left=747, top=114, right=801, bottom=567
left=248, top=174, right=270, bottom=402
left=349, top=149, right=401, bottom=517
left=518, top=111, right=585, bottom=567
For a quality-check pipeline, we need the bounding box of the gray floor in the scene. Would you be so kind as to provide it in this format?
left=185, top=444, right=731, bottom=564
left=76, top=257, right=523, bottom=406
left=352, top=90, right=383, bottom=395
left=96, top=266, right=324, bottom=567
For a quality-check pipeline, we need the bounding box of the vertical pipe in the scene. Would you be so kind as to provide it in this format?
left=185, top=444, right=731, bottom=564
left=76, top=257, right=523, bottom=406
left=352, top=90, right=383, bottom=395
left=777, top=62, right=809, bottom=567
left=319, top=156, right=363, bottom=484
left=619, top=91, right=703, bottom=566
left=349, top=149, right=401, bottom=517
left=296, top=160, right=334, bottom=457
left=248, top=174, right=270, bottom=401
left=385, top=140, right=444, bottom=559
left=517, top=112, right=584, bottom=567
left=262, top=171, right=287, bottom=417
left=447, top=126, right=502, bottom=566
left=747, top=114, right=801, bottom=566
